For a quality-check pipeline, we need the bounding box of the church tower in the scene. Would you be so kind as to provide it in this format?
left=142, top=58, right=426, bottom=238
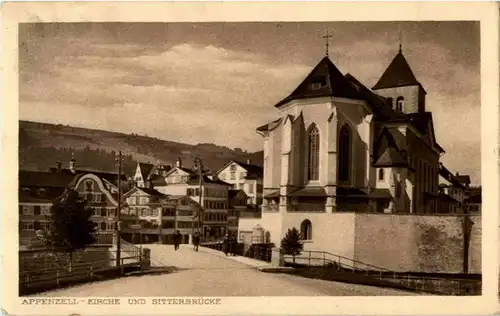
left=372, top=45, right=426, bottom=114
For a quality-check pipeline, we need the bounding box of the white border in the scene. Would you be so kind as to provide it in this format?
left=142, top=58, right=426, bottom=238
left=1, top=1, right=499, bottom=315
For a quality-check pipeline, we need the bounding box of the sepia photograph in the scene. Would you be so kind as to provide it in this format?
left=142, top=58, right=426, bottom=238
left=2, top=2, right=499, bottom=316
left=16, top=19, right=482, bottom=297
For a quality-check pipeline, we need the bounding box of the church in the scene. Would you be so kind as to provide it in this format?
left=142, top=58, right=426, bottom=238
left=255, top=45, right=446, bottom=249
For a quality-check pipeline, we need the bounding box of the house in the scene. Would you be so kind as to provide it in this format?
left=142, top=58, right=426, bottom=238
left=438, top=163, right=466, bottom=213
left=152, top=157, right=232, bottom=241
left=18, top=170, right=75, bottom=248
left=464, top=186, right=481, bottom=214
left=132, top=161, right=171, bottom=188
left=216, top=160, right=263, bottom=208
left=253, top=46, right=446, bottom=249
left=121, top=186, right=169, bottom=243
left=19, top=157, right=130, bottom=248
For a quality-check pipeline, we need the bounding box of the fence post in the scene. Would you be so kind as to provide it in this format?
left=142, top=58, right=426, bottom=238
left=308, top=251, right=311, bottom=267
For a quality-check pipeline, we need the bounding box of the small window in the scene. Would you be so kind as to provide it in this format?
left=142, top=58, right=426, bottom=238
left=300, top=219, right=313, bottom=240
left=396, top=96, right=404, bottom=112
left=85, top=180, right=94, bottom=193
left=378, top=169, right=385, bottom=181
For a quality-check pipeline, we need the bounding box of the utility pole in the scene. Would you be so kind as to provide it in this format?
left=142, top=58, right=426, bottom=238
left=194, top=157, right=204, bottom=241
left=115, top=151, right=123, bottom=267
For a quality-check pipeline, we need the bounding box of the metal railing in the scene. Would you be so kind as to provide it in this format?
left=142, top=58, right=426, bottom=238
left=201, top=241, right=273, bottom=262
left=19, top=249, right=142, bottom=293
left=283, top=249, right=481, bottom=295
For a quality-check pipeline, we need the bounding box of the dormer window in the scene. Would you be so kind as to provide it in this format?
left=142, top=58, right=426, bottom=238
left=396, top=96, right=404, bottom=112
left=309, top=78, right=327, bottom=90
left=37, top=188, right=46, bottom=197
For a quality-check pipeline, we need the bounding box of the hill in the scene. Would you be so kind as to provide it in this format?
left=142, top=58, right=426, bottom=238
left=19, top=121, right=263, bottom=177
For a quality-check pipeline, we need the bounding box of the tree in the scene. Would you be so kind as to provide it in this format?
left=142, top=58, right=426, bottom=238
left=280, top=227, right=303, bottom=263
left=45, top=189, right=97, bottom=272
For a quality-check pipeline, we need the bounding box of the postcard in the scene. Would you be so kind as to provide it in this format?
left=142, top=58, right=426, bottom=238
left=1, top=1, right=499, bottom=315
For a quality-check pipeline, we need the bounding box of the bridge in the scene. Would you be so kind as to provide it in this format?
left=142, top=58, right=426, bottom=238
left=36, top=244, right=414, bottom=296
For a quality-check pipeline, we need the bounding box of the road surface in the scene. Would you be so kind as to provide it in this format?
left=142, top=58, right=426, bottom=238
left=40, top=244, right=418, bottom=296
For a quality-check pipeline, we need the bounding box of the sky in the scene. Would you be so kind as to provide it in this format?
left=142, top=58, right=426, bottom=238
left=19, top=22, right=481, bottom=185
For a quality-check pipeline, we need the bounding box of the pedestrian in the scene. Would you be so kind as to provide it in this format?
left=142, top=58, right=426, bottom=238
left=193, top=232, right=200, bottom=252
left=222, top=234, right=229, bottom=256
left=173, top=230, right=182, bottom=251
left=230, top=234, right=237, bottom=256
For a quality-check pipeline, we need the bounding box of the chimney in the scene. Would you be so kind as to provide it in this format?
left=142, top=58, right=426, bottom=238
left=456, top=172, right=459, bottom=176
left=246, top=159, right=251, bottom=165
left=69, top=155, right=76, bottom=174
left=56, top=161, right=62, bottom=172
left=176, top=157, right=182, bottom=168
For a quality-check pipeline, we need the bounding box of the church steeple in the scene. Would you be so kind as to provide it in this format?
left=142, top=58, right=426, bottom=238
left=372, top=47, right=427, bottom=114
left=372, top=48, right=420, bottom=90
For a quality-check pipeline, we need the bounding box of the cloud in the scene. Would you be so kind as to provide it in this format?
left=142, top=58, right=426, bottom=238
left=19, top=29, right=481, bottom=184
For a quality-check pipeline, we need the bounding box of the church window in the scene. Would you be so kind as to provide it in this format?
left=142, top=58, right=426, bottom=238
left=396, top=97, right=404, bottom=112
left=338, top=124, right=351, bottom=183
left=307, top=124, right=320, bottom=181
left=300, top=219, right=312, bottom=240
left=378, top=169, right=385, bottom=181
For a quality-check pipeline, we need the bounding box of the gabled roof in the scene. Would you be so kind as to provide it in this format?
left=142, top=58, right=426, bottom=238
left=228, top=189, right=247, bottom=199
left=216, top=160, right=263, bottom=179
left=19, top=170, right=77, bottom=188
left=130, top=187, right=168, bottom=198
left=372, top=49, right=422, bottom=91
left=273, top=56, right=362, bottom=108
left=456, top=175, right=471, bottom=185
left=137, top=162, right=154, bottom=181
left=373, top=128, right=408, bottom=167
left=257, top=118, right=282, bottom=133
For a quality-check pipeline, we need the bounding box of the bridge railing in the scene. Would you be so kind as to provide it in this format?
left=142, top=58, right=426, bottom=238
left=283, top=249, right=481, bottom=295
left=19, top=248, right=142, bottom=294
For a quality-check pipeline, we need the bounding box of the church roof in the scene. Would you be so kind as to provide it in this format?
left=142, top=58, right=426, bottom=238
left=273, top=56, right=362, bottom=108
left=343, top=73, right=407, bottom=122
left=373, top=128, right=408, bottom=167
left=372, top=49, right=422, bottom=90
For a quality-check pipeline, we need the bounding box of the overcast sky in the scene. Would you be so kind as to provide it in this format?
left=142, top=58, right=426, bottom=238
left=19, top=22, right=481, bottom=185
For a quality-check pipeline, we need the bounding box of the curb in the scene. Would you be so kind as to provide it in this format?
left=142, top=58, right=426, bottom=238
left=258, top=267, right=295, bottom=273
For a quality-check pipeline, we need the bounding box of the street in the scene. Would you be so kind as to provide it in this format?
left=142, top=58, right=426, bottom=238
left=40, top=245, right=417, bottom=296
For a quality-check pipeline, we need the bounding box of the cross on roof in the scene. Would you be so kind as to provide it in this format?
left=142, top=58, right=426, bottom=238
left=322, top=30, right=333, bottom=57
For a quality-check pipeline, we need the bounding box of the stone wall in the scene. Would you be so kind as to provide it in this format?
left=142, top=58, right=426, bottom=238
left=353, top=213, right=481, bottom=273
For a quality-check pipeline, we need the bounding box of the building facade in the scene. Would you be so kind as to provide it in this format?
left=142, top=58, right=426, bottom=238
left=216, top=160, right=264, bottom=208
left=252, top=47, right=446, bottom=249
left=152, top=158, right=232, bottom=240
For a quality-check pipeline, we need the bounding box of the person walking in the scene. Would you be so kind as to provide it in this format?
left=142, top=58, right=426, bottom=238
left=193, top=232, right=200, bottom=252
left=173, top=230, right=182, bottom=251
left=222, top=234, right=229, bottom=256
left=230, top=234, right=237, bottom=256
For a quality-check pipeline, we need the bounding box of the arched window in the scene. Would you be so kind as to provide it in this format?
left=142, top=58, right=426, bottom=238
left=396, top=96, right=404, bottom=112
left=338, top=124, right=351, bottom=183
left=378, top=169, right=385, bottom=181
left=307, top=124, right=320, bottom=181
left=300, top=219, right=312, bottom=240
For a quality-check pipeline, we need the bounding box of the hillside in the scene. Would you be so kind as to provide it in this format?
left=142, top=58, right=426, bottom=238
left=19, top=121, right=263, bottom=177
